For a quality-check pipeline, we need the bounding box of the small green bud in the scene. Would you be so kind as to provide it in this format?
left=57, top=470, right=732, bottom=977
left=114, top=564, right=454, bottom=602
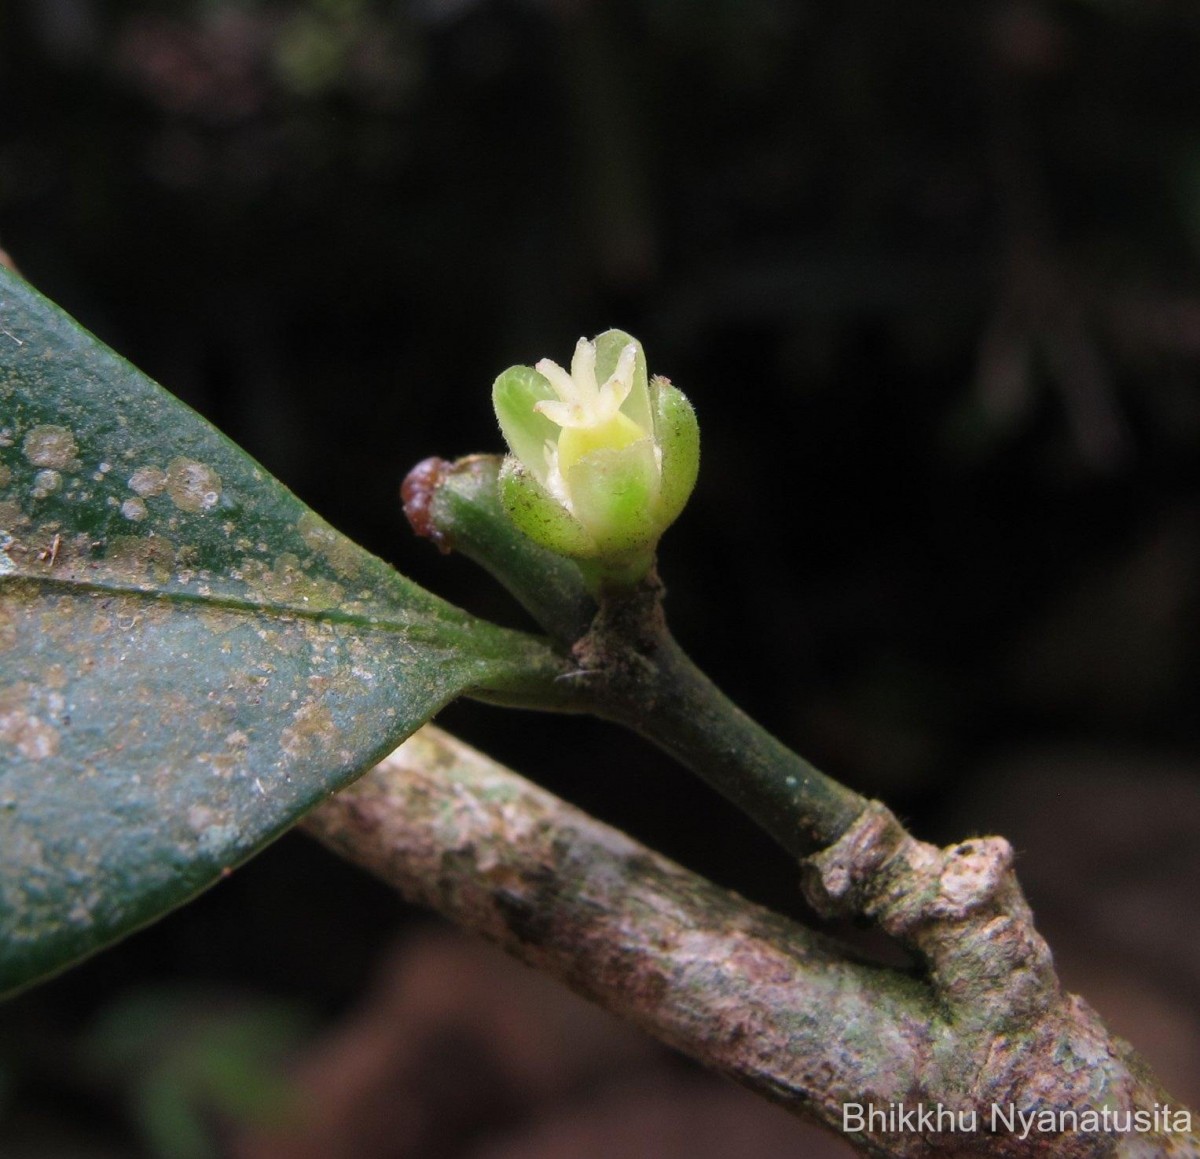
left=492, top=330, right=699, bottom=586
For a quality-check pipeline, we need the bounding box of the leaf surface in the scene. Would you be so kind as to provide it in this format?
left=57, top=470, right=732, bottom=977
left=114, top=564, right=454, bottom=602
left=0, top=268, right=554, bottom=994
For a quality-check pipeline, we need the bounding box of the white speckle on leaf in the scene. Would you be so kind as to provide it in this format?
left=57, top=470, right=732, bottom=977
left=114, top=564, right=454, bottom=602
left=68, top=893, right=102, bottom=925
left=199, top=824, right=235, bottom=855
left=31, top=469, right=61, bottom=499
left=187, top=805, right=215, bottom=833
left=23, top=425, right=77, bottom=469
left=121, top=497, right=148, bottom=521
left=167, top=458, right=222, bottom=513
left=0, top=709, right=59, bottom=760
left=280, top=700, right=338, bottom=762
left=128, top=465, right=167, bottom=497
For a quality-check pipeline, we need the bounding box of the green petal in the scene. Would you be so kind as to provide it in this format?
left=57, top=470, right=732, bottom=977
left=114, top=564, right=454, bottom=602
left=593, top=329, right=652, bottom=436
left=498, top=457, right=596, bottom=558
left=492, top=365, right=559, bottom=485
left=649, top=376, right=700, bottom=529
left=567, top=439, right=661, bottom=555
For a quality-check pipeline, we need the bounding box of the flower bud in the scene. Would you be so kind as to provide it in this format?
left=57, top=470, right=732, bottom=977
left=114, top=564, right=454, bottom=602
left=492, top=330, right=699, bottom=586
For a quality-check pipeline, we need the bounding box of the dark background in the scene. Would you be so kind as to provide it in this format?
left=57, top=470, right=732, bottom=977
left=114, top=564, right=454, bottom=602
left=3, top=1, right=1200, bottom=1156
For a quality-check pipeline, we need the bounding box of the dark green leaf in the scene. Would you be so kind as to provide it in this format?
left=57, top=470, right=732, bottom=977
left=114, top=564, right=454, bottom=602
left=0, top=267, right=560, bottom=995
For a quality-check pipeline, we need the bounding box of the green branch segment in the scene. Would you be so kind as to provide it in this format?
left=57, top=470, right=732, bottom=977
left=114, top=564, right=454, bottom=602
left=601, top=631, right=868, bottom=856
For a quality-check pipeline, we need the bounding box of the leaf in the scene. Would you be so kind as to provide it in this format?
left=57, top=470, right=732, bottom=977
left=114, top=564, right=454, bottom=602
left=0, top=268, right=559, bottom=996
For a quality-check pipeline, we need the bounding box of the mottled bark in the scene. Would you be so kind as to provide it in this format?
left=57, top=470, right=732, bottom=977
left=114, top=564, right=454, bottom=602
left=304, top=726, right=1199, bottom=1159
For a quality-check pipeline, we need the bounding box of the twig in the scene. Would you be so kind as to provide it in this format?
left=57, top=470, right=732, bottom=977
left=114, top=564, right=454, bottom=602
left=304, top=726, right=1199, bottom=1159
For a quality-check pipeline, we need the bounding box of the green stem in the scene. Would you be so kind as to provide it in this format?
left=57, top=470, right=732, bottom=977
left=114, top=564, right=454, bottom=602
left=588, top=620, right=868, bottom=857
left=467, top=637, right=583, bottom=715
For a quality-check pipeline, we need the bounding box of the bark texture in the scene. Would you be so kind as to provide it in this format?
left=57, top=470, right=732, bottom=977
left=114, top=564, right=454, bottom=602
left=304, top=725, right=1199, bottom=1159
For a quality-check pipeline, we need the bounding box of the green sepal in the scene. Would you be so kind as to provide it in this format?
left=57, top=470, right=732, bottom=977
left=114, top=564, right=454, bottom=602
left=649, top=376, right=700, bottom=529
left=492, top=365, right=558, bottom=485
left=497, top=457, right=595, bottom=558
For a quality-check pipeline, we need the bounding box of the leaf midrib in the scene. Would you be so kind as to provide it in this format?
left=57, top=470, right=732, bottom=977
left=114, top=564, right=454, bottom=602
left=0, top=572, right=495, bottom=645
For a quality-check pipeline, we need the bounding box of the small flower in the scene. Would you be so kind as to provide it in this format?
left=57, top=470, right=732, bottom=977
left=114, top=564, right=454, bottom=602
left=492, top=330, right=699, bottom=586
left=533, top=338, right=649, bottom=509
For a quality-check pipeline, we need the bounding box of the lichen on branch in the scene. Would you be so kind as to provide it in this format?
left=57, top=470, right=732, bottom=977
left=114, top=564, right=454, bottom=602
left=307, top=728, right=1199, bottom=1159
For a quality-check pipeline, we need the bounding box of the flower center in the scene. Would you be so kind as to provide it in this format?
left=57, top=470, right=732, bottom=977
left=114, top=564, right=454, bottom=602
left=557, top=410, right=647, bottom=475
left=528, top=337, right=655, bottom=511
left=533, top=338, right=644, bottom=433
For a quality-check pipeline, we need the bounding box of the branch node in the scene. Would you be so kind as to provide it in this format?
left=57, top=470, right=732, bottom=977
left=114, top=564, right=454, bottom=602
left=799, top=800, right=907, bottom=918
left=801, top=802, right=1060, bottom=1025
left=801, top=804, right=1019, bottom=932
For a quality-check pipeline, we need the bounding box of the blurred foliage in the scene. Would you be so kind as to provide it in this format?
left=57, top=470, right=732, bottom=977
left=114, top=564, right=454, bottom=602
left=2, top=0, right=1200, bottom=1151
left=80, top=990, right=308, bottom=1158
